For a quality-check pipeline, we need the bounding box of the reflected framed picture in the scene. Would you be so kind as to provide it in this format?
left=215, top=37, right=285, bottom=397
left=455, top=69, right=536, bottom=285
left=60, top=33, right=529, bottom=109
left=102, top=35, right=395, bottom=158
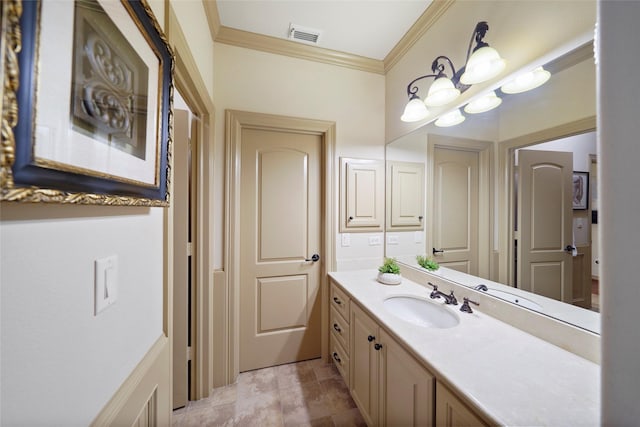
left=572, top=171, right=589, bottom=210
left=1, top=0, right=174, bottom=205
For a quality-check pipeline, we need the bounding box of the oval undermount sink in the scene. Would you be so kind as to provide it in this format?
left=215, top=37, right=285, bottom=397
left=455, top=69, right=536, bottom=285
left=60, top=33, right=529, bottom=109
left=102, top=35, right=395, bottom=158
left=482, top=288, right=543, bottom=311
left=383, top=296, right=460, bottom=329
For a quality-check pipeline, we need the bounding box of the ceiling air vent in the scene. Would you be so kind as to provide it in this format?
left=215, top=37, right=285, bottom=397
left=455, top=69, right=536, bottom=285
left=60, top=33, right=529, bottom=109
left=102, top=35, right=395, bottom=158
left=288, top=23, right=322, bottom=45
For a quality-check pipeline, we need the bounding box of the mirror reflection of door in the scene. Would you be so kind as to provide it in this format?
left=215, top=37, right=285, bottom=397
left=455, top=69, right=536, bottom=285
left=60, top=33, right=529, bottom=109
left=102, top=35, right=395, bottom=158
left=514, top=131, right=597, bottom=311
left=432, top=146, right=480, bottom=275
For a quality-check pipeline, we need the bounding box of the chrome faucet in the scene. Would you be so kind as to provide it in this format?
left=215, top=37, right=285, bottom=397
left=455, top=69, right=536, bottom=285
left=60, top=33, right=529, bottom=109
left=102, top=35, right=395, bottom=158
left=427, top=282, right=458, bottom=305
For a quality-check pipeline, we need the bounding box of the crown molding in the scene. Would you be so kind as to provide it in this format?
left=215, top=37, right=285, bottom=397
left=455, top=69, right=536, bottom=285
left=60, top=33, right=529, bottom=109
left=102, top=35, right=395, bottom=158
left=383, top=0, right=455, bottom=73
left=203, top=0, right=221, bottom=41
left=215, top=26, right=385, bottom=75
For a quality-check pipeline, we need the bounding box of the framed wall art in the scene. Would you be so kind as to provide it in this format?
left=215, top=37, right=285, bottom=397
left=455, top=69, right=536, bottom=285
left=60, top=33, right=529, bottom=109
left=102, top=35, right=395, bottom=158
left=572, top=171, right=589, bottom=210
left=1, top=0, right=174, bottom=205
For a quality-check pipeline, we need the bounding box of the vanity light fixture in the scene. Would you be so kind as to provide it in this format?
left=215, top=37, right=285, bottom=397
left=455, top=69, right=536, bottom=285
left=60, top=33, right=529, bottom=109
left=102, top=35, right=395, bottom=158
left=401, top=21, right=505, bottom=123
left=400, top=95, right=430, bottom=123
left=501, top=66, right=551, bottom=94
left=435, top=109, right=465, bottom=127
left=464, top=90, right=502, bottom=114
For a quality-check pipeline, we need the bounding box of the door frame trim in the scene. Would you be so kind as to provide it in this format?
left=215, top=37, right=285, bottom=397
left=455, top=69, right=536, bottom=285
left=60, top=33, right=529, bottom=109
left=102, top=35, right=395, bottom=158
left=168, top=8, right=217, bottom=400
left=497, top=116, right=596, bottom=285
left=427, top=135, right=493, bottom=279
left=225, top=110, right=336, bottom=382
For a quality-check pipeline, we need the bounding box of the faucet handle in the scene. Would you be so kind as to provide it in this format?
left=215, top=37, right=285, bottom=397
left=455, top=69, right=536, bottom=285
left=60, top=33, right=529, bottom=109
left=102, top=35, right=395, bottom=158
left=448, top=291, right=458, bottom=306
left=427, top=282, right=440, bottom=299
left=460, top=297, right=480, bottom=313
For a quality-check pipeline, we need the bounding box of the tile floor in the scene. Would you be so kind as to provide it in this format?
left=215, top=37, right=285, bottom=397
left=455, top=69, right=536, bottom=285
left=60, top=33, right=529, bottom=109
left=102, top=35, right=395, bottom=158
left=172, top=358, right=366, bottom=427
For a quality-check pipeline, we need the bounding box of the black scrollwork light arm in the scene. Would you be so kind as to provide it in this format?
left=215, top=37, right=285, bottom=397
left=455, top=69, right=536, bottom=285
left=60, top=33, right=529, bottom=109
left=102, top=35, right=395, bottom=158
left=431, top=55, right=456, bottom=76
left=466, top=21, right=490, bottom=60
left=404, top=21, right=492, bottom=101
left=406, top=73, right=439, bottom=99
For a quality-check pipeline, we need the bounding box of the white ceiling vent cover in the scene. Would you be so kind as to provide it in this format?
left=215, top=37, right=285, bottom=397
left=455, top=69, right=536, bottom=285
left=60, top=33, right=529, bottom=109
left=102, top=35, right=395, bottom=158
left=288, top=23, right=322, bottom=45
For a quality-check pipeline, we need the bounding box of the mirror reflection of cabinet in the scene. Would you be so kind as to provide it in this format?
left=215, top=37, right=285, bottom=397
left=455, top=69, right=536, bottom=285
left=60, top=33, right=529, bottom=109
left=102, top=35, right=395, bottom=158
left=386, top=161, right=425, bottom=231
left=340, top=158, right=384, bottom=231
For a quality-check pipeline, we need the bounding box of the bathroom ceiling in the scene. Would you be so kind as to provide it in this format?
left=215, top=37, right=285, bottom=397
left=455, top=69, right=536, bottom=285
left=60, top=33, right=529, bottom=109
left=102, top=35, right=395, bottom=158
left=216, top=0, right=433, bottom=60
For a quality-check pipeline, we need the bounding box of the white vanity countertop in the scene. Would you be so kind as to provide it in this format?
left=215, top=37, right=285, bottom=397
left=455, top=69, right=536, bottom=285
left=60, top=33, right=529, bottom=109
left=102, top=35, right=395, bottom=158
left=328, top=270, right=600, bottom=426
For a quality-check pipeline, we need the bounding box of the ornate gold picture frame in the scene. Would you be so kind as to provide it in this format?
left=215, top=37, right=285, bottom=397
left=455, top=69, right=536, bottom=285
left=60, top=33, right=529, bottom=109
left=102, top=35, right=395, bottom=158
left=1, top=0, right=173, bottom=206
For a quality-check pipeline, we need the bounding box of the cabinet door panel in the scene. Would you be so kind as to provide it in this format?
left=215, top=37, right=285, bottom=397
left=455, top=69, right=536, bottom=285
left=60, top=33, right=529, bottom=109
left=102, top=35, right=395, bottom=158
left=350, top=304, right=379, bottom=426
left=340, top=158, right=384, bottom=231
left=387, top=161, right=425, bottom=230
left=379, top=330, right=434, bottom=427
left=436, top=381, right=488, bottom=427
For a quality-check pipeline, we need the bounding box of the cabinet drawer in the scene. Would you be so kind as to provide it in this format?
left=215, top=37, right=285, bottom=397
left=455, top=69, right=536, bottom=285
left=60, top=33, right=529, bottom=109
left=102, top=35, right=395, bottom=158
left=330, top=282, right=350, bottom=320
left=330, top=306, right=350, bottom=352
left=330, top=336, right=350, bottom=387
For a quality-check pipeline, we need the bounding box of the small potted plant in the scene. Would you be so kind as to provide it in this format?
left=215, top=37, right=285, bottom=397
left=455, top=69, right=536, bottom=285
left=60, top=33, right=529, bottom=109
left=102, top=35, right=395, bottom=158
left=377, top=258, right=402, bottom=285
left=416, top=255, right=440, bottom=274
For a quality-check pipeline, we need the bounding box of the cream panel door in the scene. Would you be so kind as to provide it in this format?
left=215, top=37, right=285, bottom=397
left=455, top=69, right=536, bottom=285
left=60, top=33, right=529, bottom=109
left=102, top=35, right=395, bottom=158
left=240, top=128, right=322, bottom=371
left=340, top=158, right=384, bottom=231
left=386, top=161, right=425, bottom=230
left=432, top=148, right=479, bottom=275
left=518, top=150, right=573, bottom=302
left=172, top=109, right=189, bottom=410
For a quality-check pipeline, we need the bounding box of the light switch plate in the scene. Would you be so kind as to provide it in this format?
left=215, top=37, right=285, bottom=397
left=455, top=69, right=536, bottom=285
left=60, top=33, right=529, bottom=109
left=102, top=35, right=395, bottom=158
left=341, top=233, right=351, bottom=247
left=414, top=231, right=423, bottom=243
left=95, top=255, right=118, bottom=315
left=387, top=235, right=399, bottom=245
left=369, top=236, right=381, bottom=246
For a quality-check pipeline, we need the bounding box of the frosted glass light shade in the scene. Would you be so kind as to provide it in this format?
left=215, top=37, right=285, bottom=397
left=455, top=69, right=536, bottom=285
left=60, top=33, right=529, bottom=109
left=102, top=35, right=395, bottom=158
left=501, top=66, right=551, bottom=94
left=435, top=109, right=465, bottom=127
left=401, top=97, right=429, bottom=122
left=424, top=77, right=461, bottom=107
left=460, top=46, right=506, bottom=85
left=464, top=91, right=502, bottom=114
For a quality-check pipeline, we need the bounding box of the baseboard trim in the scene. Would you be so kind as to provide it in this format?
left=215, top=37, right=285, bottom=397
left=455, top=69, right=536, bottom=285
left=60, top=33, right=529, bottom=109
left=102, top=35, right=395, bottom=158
left=91, top=335, right=171, bottom=426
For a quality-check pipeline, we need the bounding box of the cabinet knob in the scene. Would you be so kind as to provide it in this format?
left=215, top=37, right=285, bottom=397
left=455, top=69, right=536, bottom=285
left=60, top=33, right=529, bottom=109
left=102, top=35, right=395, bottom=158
left=348, top=216, right=354, bottom=221
left=333, top=323, right=341, bottom=333
left=367, top=335, right=375, bottom=342
left=332, top=352, right=341, bottom=363
left=374, top=343, right=383, bottom=351
left=333, top=297, right=342, bottom=305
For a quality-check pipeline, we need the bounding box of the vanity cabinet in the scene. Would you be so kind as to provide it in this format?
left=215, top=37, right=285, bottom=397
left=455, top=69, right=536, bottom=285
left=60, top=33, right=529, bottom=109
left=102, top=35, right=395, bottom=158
left=350, top=303, right=434, bottom=427
left=330, top=282, right=351, bottom=386
left=436, top=381, right=489, bottom=427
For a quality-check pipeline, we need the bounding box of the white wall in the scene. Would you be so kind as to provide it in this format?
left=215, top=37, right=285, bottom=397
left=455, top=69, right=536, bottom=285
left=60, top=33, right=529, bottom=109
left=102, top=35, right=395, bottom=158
left=171, top=1, right=214, bottom=100
left=212, top=43, right=386, bottom=270
left=0, top=205, right=164, bottom=426
left=599, top=1, right=640, bottom=423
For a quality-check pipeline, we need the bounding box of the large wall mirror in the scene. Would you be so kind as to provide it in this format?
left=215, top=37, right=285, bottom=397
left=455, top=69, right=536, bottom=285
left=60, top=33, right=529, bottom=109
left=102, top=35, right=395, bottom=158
left=385, top=41, right=599, bottom=334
